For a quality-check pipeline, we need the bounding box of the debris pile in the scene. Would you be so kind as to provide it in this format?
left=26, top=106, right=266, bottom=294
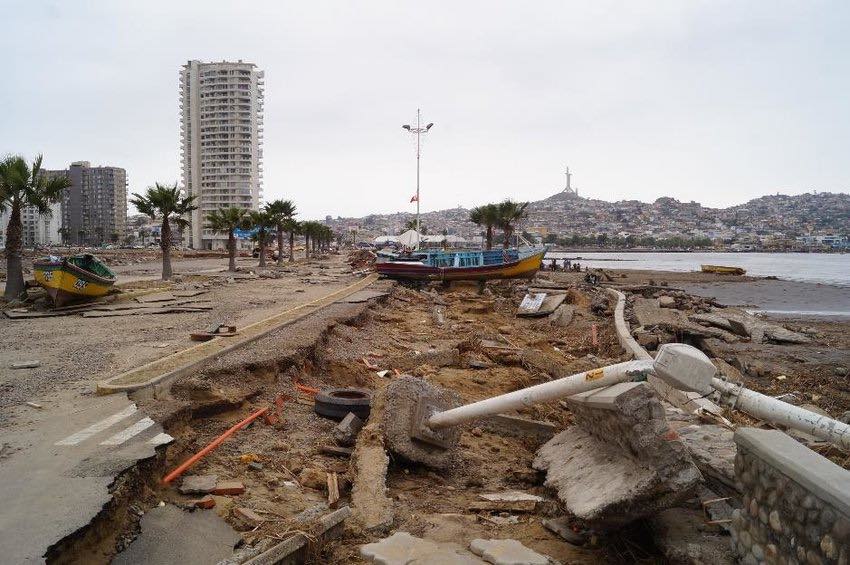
left=347, top=249, right=376, bottom=270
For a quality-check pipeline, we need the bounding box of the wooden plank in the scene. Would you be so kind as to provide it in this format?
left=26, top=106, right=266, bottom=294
left=327, top=472, right=340, bottom=508
left=135, top=292, right=176, bottom=303
left=468, top=500, right=537, bottom=513
left=81, top=306, right=213, bottom=318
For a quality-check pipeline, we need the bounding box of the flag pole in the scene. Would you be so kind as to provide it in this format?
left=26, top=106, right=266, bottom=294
left=416, top=108, right=421, bottom=249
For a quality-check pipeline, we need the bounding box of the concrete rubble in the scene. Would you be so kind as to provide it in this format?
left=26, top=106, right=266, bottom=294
left=361, top=532, right=485, bottom=564
left=468, top=539, right=551, bottom=565
left=533, top=381, right=702, bottom=529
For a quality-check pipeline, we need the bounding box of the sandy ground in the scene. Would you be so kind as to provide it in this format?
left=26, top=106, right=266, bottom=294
left=0, top=253, right=352, bottom=417
left=124, top=276, right=647, bottom=564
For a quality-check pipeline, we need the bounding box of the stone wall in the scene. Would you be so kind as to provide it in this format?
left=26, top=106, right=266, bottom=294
left=732, top=428, right=850, bottom=564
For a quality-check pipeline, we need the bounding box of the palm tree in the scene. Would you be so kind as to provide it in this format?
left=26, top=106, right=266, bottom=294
left=130, top=183, right=197, bottom=281
left=139, top=227, right=150, bottom=246
left=248, top=209, right=274, bottom=267
left=496, top=199, right=529, bottom=249
left=469, top=203, right=500, bottom=250
left=264, top=199, right=297, bottom=266
left=403, top=219, right=427, bottom=234
left=206, top=207, right=248, bottom=272
left=283, top=218, right=300, bottom=262
left=0, top=154, right=71, bottom=299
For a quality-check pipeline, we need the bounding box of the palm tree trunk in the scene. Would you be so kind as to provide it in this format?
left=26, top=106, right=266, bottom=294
left=503, top=226, right=512, bottom=249
left=227, top=230, right=237, bottom=272
left=3, top=201, right=25, bottom=300
left=161, top=218, right=173, bottom=280
left=485, top=225, right=493, bottom=250
left=304, top=234, right=310, bottom=259
left=289, top=232, right=295, bottom=262
left=276, top=226, right=284, bottom=266
left=258, top=230, right=267, bottom=267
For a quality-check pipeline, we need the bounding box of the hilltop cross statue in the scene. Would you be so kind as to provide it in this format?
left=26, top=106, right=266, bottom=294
left=563, top=166, right=577, bottom=196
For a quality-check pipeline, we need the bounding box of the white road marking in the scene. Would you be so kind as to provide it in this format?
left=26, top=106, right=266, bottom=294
left=147, top=432, right=174, bottom=447
left=55, top=405, right=138, bottom=446
left=100, top=417, right=156, bottom=446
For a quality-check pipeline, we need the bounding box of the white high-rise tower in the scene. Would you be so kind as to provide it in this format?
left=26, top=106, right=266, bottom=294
left=180, top=60, right=264, bottom=249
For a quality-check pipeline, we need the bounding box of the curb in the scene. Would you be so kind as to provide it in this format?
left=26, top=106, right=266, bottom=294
left=97, top=273, right=379, bottom=397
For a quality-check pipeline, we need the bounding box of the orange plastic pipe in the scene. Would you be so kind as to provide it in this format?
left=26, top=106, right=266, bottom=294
left=293, top=380, right=319, bottom=396
left=162, top=406, right=269, bottom=484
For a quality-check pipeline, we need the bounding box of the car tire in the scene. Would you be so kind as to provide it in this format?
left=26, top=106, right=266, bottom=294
left=314, top=388, right=372, bottom=421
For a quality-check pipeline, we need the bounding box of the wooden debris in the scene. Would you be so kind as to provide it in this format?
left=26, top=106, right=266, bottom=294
left=321, top=445, right=354, bottom=457
left=468, top=500, right=537, bottom=513
left=11, top=361, right=41, bottom=369
left=327, top=472, right=340, bottom=508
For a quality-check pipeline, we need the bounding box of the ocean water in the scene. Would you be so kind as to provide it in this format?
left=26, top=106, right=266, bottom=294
left=543, top=251, right=850, bottom=287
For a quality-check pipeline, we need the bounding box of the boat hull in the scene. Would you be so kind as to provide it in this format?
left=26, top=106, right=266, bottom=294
left=376, top=249, right=546, bottom=281
left=701, top=264, right=746, bottom=275
left=33, top=260, right=116, bottom=307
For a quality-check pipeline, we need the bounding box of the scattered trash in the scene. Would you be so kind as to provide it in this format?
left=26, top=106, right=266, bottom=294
left=25, top=402, right=43, bottom=409
left=376, top=370, right=390, bottom=378
left=190, top=323, right=238, bottom=342
left=11, top=361, right=40, bottom=369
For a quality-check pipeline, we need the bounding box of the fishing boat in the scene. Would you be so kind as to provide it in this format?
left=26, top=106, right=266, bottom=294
left=33, top=254, right=117, bottom=307
left=701, top=264, right=747, bottom=275
left=376, top=246, right=547, bottom=281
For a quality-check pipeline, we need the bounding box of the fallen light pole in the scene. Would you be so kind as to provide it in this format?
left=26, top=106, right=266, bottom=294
left=709, top=378, right=850, bottom=450
left=384, top=343, right=850, bottom=468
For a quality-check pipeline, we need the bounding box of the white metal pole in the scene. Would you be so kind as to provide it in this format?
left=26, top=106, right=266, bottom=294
left=415, top=108, right=421, bottom=250
left=711, top=378, right=850, bottom=450
left=427, top=360, right=654, bottom=430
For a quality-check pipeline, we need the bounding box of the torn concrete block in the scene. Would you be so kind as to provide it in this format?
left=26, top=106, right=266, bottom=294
left=676, top=424, right=737, bottom=493
left=361, top=531, right=484, bottom=565
left=179, top=474, right=218, bottom=495
left=549, top=304, right=574, bottom=327
left=517, top=293, right=566, bottom=318
left=632, top=297, right=687, bottom=327
left=212, top=481, right=245, bottom=495
left=334, top=412, right=364, bottom=447
left=650, top=507, right=735, bottom=565
left=468, top=538, right=549, bottom=565
left=192, top=495, right=216, bottom=509
left=351, top=387, right=394, bottom=533
left=234, top=507, right=264, bottom=527
left=534, top=381, right=701, bottom=529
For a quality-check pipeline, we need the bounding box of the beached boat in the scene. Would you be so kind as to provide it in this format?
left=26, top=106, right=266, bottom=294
left=33, top=254, right=117, bottom=307
left=701, top=264, right=747, bottom=275
left=376, top=246, right=546, bottom=281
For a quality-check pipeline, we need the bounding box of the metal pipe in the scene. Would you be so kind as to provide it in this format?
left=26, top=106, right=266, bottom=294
left=427, top=359, right=654, bottom=430
left=711, top=378, right=850, bottom=450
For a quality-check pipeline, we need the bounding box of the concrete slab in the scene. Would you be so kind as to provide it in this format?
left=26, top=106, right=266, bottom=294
left=468, top=538, right=550, bottom=565
left=0, top=390, right=172, bottom=563
left=361, top=532, right=485, bottom=565
left=112, top=504, right=240, bottom=565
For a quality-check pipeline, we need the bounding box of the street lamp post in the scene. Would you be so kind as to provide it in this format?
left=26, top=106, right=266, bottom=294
left=402, top=109, right=434, bottom=249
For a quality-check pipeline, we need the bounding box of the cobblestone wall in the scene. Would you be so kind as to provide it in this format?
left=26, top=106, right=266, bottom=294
left=732, top=428, right=850, bottom=565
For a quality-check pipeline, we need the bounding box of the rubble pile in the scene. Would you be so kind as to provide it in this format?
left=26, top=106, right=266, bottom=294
left=347, top=249, right=376, bottom=270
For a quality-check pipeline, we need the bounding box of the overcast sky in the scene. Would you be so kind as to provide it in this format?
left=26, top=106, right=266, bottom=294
left=3, top=1, right=849, bottom=219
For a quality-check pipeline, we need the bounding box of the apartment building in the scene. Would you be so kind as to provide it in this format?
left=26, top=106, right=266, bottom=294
left=180, top=60, right=264, bottom=249
left=0, top=201, right=62, bottom=248
left=57, top=162, right=128, bottom=246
